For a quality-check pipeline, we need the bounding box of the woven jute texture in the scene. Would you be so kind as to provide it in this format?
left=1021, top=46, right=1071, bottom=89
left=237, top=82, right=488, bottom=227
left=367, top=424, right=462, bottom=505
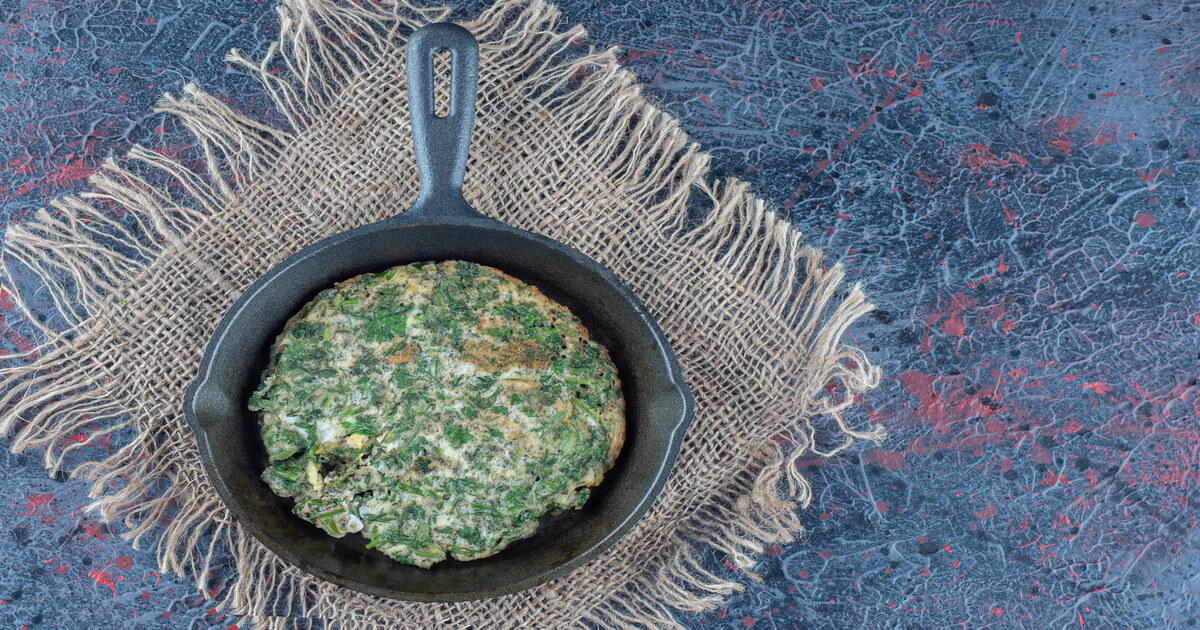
left=0, top=1, right=885, bottom=627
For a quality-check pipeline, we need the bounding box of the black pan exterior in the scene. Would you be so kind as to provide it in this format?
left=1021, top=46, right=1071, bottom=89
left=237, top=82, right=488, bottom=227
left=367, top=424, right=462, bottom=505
left=183, top=210, right=695, bottom=601
left=183, top=22, right=695, bottom=601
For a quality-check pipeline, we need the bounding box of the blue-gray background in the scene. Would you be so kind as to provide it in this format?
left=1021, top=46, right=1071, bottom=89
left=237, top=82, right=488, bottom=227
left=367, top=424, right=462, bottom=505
left=1, top=1, right=1198, bottom=628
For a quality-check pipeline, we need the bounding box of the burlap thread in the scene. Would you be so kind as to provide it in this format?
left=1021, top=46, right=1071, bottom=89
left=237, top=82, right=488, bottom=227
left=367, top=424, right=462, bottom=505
left=0, top=1, right=885, bottom=627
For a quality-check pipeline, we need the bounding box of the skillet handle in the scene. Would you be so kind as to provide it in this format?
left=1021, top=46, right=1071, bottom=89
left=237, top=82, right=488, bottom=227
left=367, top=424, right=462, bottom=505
left=405, top=23, right=479, bottom=214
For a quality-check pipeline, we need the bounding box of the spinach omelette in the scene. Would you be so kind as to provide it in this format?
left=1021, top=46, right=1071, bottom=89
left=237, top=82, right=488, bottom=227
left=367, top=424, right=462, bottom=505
left=248, top=261, right=625, bottom=567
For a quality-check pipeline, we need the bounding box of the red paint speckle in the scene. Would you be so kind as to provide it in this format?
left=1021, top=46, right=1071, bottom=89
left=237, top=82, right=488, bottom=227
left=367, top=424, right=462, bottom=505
left=818, top=548, right=834, bottom=560
left=919, top=567, right=931, bottom=577
left=20, top=493, right=54, bottom=515
left=956, top=143, right=1014, bottom=173
left=114, top=555, right=133, bottom=571
left=105, top=67, right=121, bottom=75
left=1048, top=137, right=1072, bottom=154
left=941, top=314, right=965, bottom=338
left=80, top=521, right=107, bottom=540
left=875, top=501, right=890, bottom=513
left=973, top=500, right=998, bottom=520
left=1092, top=129, right=1118, bottom=146
left=898, top=370, right=936, bottom=402
left=87, top=569, right=117, bottom=598
left=866, top=449, right=906, bottom=471
left=1134, top=212, right=1155, bottom=227
left=1049, top=116, right=1081, bottom=134
left=1137, top=167, right=1170, bottom=183
left=809, top=76, right=823, bottom=91
left=8, top=161, right=94, bottom=200
left=742, top=616, right=756, bottom=628
left=54, top=564, right=68, bottom=575
left=798, top=570, right=810, bottom=579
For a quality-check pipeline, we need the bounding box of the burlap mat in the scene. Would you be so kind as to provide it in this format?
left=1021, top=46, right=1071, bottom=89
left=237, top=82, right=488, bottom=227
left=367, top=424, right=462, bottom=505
left=0, top=1, right=885, bottom=627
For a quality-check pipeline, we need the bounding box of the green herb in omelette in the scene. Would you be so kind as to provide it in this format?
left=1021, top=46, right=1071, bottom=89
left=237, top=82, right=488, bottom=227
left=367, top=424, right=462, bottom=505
left=249, top=261, right=625, bottom=567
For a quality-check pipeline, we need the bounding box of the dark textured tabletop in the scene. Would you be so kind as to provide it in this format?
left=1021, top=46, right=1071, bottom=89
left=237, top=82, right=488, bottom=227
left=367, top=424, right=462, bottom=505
left=1, top=1, right=1197, bottom=628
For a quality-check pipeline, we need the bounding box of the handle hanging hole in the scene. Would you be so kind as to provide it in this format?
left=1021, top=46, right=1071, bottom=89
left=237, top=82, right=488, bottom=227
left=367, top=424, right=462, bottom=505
left=433, top=48, right=452, bottom=118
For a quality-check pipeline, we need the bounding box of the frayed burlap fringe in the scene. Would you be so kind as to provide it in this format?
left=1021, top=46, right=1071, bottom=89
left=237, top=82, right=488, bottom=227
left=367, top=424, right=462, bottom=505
left=0, top=0, right=885, bottom=627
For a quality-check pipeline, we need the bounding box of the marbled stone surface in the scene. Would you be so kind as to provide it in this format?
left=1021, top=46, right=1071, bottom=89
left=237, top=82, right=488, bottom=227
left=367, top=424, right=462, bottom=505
left=1, top=1, right=1197, bottom=628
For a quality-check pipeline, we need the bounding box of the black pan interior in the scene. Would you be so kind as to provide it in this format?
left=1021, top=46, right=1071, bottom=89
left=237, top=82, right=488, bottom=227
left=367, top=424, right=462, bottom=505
left=187, top=218, right=692, bottom=601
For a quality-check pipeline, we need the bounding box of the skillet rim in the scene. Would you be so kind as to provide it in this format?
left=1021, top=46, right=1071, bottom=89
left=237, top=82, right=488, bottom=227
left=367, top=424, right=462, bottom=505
left=183, top=209, right=696, bottom=601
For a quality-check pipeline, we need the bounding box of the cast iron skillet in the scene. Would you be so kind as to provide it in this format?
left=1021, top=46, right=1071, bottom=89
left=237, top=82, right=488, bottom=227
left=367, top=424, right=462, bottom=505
left=183, top=22, right=694, bottom=602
